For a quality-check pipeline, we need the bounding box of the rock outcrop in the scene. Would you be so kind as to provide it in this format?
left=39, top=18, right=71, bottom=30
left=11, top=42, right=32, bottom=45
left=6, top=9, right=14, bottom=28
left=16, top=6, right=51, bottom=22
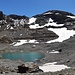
left=17, top=64, right=43, bottom=73
left=0, top=11, right=5, bottom=20
left=0, top=36, right=13, bottom=44
left=0, top=59, right=43, bottom=74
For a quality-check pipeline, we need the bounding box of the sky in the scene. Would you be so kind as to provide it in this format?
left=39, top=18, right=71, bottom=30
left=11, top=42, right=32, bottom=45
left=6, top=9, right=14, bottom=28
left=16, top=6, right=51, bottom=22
left=0, top=0, right=75, bottom=17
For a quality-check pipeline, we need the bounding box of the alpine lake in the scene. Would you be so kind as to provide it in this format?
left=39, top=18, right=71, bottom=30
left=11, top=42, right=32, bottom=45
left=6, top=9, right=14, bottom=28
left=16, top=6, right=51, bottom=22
left=1, top=52, right=44, bottom=62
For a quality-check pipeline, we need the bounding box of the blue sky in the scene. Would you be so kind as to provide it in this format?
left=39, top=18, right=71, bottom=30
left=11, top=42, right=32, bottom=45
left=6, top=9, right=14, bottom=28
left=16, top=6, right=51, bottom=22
left=0, top=0, right=75, bottom=17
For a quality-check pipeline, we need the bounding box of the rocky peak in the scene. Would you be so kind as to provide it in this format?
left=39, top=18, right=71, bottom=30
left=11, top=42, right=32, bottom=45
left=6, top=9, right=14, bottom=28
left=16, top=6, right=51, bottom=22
left=42, top=10, right=74, bottom=16
left=8, top=14, right=29, bottom=20
left=0, top=11, right=5, bottom=20
left=33, top=10, right=75, bottom=24
left=28, top=10, right=75, bottom=30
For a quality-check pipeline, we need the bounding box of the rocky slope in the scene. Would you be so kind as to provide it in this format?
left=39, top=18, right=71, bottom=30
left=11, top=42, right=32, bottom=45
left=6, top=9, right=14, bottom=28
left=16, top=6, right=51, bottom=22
left=0, top=10, right=75, bottom=30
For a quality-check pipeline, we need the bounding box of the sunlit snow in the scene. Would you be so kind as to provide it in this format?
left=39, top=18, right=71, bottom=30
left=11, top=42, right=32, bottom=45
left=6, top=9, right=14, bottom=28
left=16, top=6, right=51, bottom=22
left=29, top=23, right=63, bottom=29
left=43, top=12, right=53, bottom=15
left=39, top=62, right=70, bottom=72
left=29, top=18, right=64, bottom=29
left=13, top=39, right=39, bottom=46
left=49, top=18, right=53, bottom=22
left=29, top=24, right=45, bottom=29
left=45, top=22, right=64, bottom=27
left=67, top=15, right=75, bottom=19
left=49, top=50, right=59, bottom=53
left=10, top=27, right=14, bottom=29
left=47, top=28, right=75, bottom=43
left=20, top=19, right=25, bottom=25
left=28, top=17, right=37, bottom=24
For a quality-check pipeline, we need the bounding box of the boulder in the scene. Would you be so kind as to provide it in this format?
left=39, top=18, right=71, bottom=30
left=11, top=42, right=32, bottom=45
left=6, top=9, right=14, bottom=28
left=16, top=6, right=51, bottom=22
left=17, top=64, right=43, bottom=73
left=17, top=64, right=29, bottom=73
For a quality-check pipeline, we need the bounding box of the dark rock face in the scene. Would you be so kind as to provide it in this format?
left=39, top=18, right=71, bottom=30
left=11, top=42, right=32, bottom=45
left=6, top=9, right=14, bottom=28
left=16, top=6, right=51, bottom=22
left=35, top=18, right=48, bottom=26
left=43, top=10, right=74, bottom=16
left=32, top=10, right=75, bottom=29
left=0, top=11, right=4, bottom=20
left=8, top=14, right=29, bottom=20
left=17, top=64, right=29, bottom=73
left=64, top=21, right=75, bottom=30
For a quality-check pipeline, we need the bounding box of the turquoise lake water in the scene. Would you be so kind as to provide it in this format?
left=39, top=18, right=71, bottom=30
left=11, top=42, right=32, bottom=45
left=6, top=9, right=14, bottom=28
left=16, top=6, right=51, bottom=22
left=2, top=52, right=44, bottom=62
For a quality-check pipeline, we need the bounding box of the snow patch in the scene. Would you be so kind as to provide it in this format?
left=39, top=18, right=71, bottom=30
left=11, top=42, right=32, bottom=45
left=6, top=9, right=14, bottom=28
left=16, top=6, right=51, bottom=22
left=45, top=22, right=64, bottom=27
left=67, top=15, right=75, bottom=19
left=10, top=27, right=14, bottom=29
left=39, top=62, right=70, bottom=72
left=13, top=39, right=39, bottom=46
left=29, top=24, right=44, bottom=29
left=47, top=28, right=75, bottom=43
left=29, top=18, right=64, bottom=29
left=49, top=18, right=54, bottom=22
left=29, top=22, right=64, bottom=29
left=28, top=17, right=37, bottom=24
left=43, top=12, right=53, bottom=15
left=20, top=19, right=25, bottom=25
left=49, top=50, right=59, bottom=53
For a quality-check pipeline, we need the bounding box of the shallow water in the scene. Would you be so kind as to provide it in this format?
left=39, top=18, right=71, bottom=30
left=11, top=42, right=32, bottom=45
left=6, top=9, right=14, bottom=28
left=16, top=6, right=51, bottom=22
left=1, top=52, right=44, bottom=62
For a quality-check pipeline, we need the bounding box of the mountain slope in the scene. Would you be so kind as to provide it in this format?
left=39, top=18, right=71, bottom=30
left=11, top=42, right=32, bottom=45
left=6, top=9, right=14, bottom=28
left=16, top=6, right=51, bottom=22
left=0, top=10, right=75, bottom=43
left=29, top=10, right=75, bottom=30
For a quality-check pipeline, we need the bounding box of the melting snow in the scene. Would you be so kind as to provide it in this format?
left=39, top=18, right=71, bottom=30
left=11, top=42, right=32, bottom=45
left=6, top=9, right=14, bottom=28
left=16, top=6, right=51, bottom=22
left=29, top=22, right=64, bottom=29
left=13, top=39, right=39, bottom=46
left=43, top=12, right=53, bottom=15
left=29, top=24, right=45, bottom=29
left=29, top=18, right=64, bottom=29
left=49, top=50, right=59, bottom=53
left=47, top=28, right=75, bottom=43
left=28, top=17, right=37, bottom=24
left=39, top=62, right=70, bottom=72
left=45, top=22, right=64, bottom=27
left=67, top=15, right=75, bottom=19
left=49, top=18, right=54, bottom=22
left=20, top=19, right=25, bottom=25
left=10, top=27, right=14, bottom=29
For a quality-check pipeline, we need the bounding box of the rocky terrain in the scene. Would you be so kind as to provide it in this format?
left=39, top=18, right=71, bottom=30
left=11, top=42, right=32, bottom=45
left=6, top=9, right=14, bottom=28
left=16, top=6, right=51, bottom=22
left=0, top=10, right=75, bottom=75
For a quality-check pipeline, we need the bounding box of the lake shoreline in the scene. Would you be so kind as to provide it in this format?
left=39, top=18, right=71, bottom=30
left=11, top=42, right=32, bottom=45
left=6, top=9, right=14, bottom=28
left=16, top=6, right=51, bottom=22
left=0, top=35, right=75, bottom=74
